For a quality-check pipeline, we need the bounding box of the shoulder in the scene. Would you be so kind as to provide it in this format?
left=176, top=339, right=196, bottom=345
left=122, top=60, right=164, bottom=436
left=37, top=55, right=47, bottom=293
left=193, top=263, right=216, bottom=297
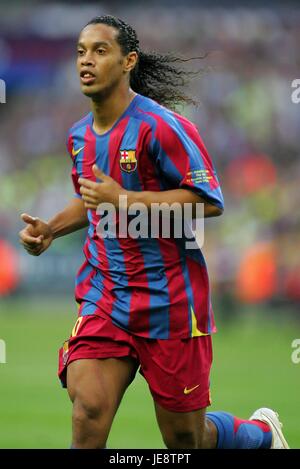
left=132, top=94, right=171, bottom=128
left=67, top=112, right=93, bottom=140
left=133, top=94, right=198, bottom=137
left=65, top=112, right=92, bottom=158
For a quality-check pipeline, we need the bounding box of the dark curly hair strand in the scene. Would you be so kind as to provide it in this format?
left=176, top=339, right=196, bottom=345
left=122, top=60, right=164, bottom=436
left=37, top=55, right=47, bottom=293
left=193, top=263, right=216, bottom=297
left=85, top=15, right=205, bottom=110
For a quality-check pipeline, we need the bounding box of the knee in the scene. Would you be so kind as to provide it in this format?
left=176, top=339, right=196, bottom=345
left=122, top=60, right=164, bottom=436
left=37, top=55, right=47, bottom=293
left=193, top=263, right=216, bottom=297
left=73, top=394, right=109, bottom=423
left=162, top=429, right=198, bottom=449
left=72, top=395, right=110, bottom=449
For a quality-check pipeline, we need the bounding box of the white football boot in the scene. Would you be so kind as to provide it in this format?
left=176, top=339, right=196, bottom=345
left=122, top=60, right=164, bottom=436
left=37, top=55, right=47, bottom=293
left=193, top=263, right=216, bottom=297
left=250, top=407, right=290, bottom=449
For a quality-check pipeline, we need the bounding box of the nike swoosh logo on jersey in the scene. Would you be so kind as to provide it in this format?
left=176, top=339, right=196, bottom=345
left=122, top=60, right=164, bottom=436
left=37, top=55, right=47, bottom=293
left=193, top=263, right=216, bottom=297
left=72, top=146, right=84, bottom=157
left=184, top=384, right=200, bottom=395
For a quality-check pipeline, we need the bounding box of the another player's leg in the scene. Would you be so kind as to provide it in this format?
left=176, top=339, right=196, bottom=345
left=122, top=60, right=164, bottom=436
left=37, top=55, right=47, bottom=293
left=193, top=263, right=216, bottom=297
left=67, top=357, right=138, bottom=449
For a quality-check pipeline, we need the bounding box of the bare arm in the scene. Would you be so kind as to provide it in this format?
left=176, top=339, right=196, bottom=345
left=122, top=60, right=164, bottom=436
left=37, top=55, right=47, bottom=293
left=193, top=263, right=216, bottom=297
left=48, top=197, right=88, bottom=239
left=19, top=197, right=88, bottom=256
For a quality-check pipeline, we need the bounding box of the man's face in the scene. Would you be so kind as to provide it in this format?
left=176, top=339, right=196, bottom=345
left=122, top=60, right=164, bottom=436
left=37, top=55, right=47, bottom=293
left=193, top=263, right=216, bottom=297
left=77, top=23, right=128, bottom=99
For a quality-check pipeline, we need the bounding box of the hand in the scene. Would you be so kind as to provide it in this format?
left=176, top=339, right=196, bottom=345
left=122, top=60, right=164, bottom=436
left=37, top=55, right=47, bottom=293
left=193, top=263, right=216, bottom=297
left=19, top=213, right=53, bottom=256
left=79, top=165, right=128, bottom=210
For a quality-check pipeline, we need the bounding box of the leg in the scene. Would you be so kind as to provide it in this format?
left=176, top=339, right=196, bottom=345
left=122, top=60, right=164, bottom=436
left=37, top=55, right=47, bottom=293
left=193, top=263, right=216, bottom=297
left=154, top=402, right=217, bottom=449
left=133, top=335, right=215, bottom=449
left=205, top=408, right=284, bottom=449
left=155, top=402, right=279, bottom=449
left=67, top=357, right=138, bottom=449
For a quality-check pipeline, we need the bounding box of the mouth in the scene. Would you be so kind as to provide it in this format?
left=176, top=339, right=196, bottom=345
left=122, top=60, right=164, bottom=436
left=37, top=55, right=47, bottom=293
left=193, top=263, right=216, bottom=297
left=80, top=70, right=97, bottom=85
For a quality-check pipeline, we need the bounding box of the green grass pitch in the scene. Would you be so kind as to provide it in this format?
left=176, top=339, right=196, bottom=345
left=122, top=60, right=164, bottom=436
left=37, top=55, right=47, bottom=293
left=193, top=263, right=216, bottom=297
left=0, top=298, right=299, bottom=448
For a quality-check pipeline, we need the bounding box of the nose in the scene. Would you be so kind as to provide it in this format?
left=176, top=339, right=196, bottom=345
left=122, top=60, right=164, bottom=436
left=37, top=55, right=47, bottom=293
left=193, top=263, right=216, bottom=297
left=80, top=52, right=95, bottom=67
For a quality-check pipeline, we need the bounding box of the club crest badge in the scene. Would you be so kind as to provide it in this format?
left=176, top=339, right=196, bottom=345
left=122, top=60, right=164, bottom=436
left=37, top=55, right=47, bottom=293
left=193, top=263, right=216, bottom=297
left=119, top=150, right=137, bottom=173
left=62, top=341, right=69, bottom=366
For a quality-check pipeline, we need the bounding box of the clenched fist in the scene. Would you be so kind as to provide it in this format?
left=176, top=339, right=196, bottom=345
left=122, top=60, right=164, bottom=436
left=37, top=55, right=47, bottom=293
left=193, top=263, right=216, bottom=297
left=19, top=213, right=53, bottom=256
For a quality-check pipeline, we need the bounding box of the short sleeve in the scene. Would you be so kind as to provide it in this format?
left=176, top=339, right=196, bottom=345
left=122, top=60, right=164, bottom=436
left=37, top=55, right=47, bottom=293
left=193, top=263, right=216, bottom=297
left=67, top=132, right=82, bottom=199
left=149, top=115, right=224, bottom=210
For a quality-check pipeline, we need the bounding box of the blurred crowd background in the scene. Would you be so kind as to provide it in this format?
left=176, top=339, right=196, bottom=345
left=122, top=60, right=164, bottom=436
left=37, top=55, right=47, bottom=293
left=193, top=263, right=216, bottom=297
left=0, top=1, right=299, bottom=315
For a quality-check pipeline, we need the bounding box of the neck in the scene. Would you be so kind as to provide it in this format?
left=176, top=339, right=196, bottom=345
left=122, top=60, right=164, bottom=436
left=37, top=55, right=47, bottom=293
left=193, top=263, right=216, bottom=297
left=91, top=85, right=136, bottom=135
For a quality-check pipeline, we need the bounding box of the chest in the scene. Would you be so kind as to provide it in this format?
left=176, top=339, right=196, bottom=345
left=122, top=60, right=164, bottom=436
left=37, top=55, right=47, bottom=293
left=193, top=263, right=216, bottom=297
left=72, top=123, right=160, bottom=191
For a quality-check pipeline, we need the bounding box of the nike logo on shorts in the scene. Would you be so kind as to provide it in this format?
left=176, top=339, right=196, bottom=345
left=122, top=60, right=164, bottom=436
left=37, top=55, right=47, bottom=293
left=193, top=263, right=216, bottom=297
left=184, top=384, right=200, bottom=395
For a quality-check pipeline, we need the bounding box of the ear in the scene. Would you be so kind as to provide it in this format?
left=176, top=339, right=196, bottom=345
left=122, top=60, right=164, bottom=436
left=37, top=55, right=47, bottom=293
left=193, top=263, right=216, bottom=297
left=123, top=51, right=138, bottom=73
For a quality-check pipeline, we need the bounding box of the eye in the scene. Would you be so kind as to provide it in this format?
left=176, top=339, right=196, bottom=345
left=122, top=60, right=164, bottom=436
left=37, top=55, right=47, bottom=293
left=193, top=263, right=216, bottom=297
left=97, top=48, right=106, bottom=55
left=77, top=49, right=85, bottom=56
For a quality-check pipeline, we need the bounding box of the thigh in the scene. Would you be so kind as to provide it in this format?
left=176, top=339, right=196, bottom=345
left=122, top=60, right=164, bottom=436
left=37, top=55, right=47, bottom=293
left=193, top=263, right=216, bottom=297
left=67, top=356, right=138, bottom=411
left=58, top=312, right=139, bottom=388
left=59, top=313, right=139, bottom=431
left=67, top=357, right=138, bottom=448
left=136, top=335, right=213, bottom=413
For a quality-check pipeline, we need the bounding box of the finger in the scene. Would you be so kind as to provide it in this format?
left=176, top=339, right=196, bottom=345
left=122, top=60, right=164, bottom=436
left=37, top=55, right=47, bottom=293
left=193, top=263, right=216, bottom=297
left=79, top=186, right=96, bottom=197
left=84, top=202, right=98, bottom=210
left=24, top=246, right=36, bottom=254
left=27, top=250, right=42, bottom=256
left=82, top=195, right=98, bottom=204
left=92, top=164, right=107, bottom=180
left=19, top=233, right=42, bottom=245
left=21, top=241, right=40, bottom=250
left=78, top=178, right=98, bottom=189
left=24, top=246, right=42, bottom=256
left=21, top=213, right=39, bottom=226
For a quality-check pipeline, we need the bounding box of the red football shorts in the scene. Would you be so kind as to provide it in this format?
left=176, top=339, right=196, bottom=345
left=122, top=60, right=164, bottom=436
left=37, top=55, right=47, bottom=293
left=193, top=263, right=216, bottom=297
left=58, top=312, right=213, bottom=412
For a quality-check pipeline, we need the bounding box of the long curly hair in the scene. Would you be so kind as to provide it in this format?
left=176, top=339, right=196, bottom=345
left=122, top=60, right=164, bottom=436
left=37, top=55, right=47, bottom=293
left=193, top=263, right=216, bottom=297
left=85, top=15, right=205, bottom=110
